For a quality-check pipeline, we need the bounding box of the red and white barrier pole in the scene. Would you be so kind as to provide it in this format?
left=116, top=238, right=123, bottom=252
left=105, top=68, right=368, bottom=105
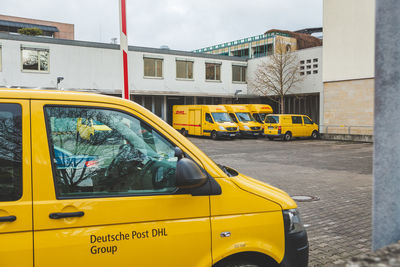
left=119, top=0, right=129, bottom=99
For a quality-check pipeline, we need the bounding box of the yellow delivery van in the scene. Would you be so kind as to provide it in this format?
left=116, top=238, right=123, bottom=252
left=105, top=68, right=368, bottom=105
left=222, top=105, right=263, bottom=138
left=0, top=89, right=308, bottom=267
left=77, top=117, right=112, bottom=143
left=246, top=104, right=273, bottom=124
left=172, top=105, right=239, bottom=139
left=264, top=114, right=319, bottom=141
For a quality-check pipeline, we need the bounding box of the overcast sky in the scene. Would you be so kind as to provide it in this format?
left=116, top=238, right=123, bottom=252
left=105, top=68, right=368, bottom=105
left=2, top=0, right=322, bottom=51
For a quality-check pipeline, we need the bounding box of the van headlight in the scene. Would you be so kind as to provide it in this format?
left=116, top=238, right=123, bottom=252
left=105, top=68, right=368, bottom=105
left=219, top=126, right=225, bottom=131
left=244, top=125, right=250, bottom=130
left=283, top=209, right=305, bottom=234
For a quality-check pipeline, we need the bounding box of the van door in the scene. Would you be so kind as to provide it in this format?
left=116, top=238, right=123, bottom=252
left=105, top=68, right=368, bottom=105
left=291, top=116, right=304, bottom=137
left=0, top=100, right=33, bottom=267
left=31, top=101, right=211, bottom=267
left=203, top=113, right=214, bottom=136
left=189, top=109, right=202, bottom=136
left=302, top=116, right=314, bottom=137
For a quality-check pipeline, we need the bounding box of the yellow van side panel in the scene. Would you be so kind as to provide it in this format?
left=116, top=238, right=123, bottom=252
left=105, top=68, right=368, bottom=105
left=0, top=232, right=33, bottom=267
left=34, top=218, right=211, bottom=267
left=211, top=212, right=285, bottom=264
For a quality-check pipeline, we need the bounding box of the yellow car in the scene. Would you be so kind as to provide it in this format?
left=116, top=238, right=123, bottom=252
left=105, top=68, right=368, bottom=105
left=77, top=117, right=112, bottom=143
left=0, top=89, right=308, bottom=267
left=264, top=114, right=319, bottom=141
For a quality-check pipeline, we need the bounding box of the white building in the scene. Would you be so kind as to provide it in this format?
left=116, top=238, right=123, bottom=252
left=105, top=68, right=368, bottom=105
left=0, top=33, right=248, bottom=124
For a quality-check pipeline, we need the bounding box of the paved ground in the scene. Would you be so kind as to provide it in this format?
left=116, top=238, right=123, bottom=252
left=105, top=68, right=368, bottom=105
left=188, top=137, right=373, bottom=266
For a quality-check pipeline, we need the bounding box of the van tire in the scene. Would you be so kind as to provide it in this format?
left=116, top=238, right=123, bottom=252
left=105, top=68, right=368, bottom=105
left=180, top=128, right=188, bottom=136
left=211, top=131, right=218, bottom=140
left=267, top=137, right=274, bottom=141
left=311, top=130, right=319, bottom=139
left=283, top=132, right=292, bottom=141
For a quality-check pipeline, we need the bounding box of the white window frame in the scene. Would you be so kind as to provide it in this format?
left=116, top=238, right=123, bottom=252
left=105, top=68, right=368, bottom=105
left=232, top=65, right=247, bottom=83
left=205, top=62, right=221, bottom=82
left=143, top=57, right=163, bottom=79
left=20, top=45, right=50, bottom=73
left=176, top=59, right=194, bottom=80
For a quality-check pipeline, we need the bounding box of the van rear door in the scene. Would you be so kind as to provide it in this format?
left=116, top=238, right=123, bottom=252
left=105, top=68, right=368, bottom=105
left=0, top=100, right=33, bottom=267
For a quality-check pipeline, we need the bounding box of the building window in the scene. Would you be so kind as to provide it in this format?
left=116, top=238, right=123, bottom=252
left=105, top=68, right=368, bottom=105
left=21, top=47, right=49, bottom=72
left=307, top=65, right=311, bottom=69
left=307, top=71, right=311, bottom=75
left=313, top=58, right=318, bottom=62
left=144, top=57, right=163, bottom=78
left=300, top=66, right=305, bottom=70
left=300, top=60, right=305, bottom=64
left=313, top=64, right=318, bottom=69
left=306, top=59, right=311, bottom=63
left=176, top=60, right=193, bottom=79
left=232, top=65, right=246, bottom=82
left=205, top=63, right=221, bottom=81
left=300, top=72, right=305, bottom=76
left=313, top=70, right=318, bottom=74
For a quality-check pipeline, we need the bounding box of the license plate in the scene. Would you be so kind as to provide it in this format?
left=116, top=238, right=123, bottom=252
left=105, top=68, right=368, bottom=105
left=230, top=134, right=235, bottom=137
left=268, top=126, right=273, bottom=129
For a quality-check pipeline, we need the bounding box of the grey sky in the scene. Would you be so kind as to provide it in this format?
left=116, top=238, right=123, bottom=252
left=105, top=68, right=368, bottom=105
left=1, top=0, right=322, bottom=51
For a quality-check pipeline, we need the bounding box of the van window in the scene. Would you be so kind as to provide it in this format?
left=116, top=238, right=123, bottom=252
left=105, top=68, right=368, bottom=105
left=303, top=116, right=313, bottom=124
left=229, top=113, right=238, bottom=123
left=253, top=113, right=263, bottom=123
left=212, top=112, right=232, bottom=123
left=0, top=104, right=22, bottom=201
left=292, top=116, right=303, bottom=124
left=266, top=116, right=279, bottom=124
left=44, top=106, right=178, bottom=198
left=236, top=112, right=254, bottom=122
left=205, top=113, right=214, bottom=123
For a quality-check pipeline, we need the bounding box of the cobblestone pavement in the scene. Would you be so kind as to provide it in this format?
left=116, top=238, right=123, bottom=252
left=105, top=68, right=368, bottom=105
left=188, top=137, right=373, bottom=267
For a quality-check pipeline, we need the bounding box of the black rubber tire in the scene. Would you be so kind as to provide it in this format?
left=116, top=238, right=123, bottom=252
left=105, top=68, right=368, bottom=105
left=311, top=130, right=319, bottom=139
left=211, top=130, right=218, bottom=140
left=181, top=128, right=188, bottom=137
left=283, top=132, right=292, bottom=141
left=267, top=137, right=274, bottom=141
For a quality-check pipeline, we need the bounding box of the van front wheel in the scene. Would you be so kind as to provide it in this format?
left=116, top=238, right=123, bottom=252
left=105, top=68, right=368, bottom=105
left=311, top=130, right=319, bottom=139
left=283, top=132, right=292, bottom=141
left=211, top=130, right=218, bottom=140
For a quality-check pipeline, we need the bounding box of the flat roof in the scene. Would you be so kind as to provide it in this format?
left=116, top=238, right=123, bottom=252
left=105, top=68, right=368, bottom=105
left=0, top=32, right=247, bottom=62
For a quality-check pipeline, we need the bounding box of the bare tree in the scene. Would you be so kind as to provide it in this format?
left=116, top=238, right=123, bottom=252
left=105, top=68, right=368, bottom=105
left=249, top=40, right=303, bottom=113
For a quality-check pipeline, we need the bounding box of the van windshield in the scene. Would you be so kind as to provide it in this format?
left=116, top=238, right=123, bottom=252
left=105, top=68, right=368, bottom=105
left=266, top=116, right=279, bottom=124
left=212, top=112, right=232, bottom=123
left=253, top=113, right=268, bottom=123
left=236, top=112, right=254, bottom=122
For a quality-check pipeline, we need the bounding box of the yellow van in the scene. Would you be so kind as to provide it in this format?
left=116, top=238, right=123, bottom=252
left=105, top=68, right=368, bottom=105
left=172, top=105, right=239, bottom=139
left=0, top=89, right=308, bottom=267
left=246, top=104, right=273, bottom=124
left=264, top=114, right=319, bottom=141
left=222, top=105, right=263, bottom=138
left=77, top=117, right=113, bottom=143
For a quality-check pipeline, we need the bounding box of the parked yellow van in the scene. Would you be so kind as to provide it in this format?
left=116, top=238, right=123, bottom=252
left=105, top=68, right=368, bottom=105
left=264, top=114, right=319, bottom=141
left=246, top=104, right=273, bottom=124
left=0, top=89, right=308, bottom=267
left=77, top=117, right=112, bottom=143
left=222, top=105, right=263, bottom=138
left=172, top=105, right=239, bottom=139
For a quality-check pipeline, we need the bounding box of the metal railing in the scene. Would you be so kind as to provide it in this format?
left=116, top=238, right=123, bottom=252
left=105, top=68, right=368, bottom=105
left=320, top=125, right=374, bottom=135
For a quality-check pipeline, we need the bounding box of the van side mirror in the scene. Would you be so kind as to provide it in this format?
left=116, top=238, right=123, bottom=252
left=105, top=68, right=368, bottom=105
left=176, top=158, right=207, bottom=189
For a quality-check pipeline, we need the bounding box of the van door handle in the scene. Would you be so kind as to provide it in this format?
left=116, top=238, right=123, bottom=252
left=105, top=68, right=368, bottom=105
left=49, top=211, right=84, bottom=219
left=0, top=215, right=16, bottom=222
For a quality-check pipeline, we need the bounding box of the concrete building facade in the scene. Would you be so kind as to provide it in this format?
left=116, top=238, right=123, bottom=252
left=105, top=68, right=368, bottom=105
left=323, top=0, right=375, bottom=138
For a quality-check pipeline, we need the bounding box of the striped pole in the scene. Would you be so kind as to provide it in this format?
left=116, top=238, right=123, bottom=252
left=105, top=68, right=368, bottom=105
left=119, top=0, right=129, bottom=99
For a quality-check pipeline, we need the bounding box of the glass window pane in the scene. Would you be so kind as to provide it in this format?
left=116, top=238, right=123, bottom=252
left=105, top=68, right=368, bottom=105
left=22, top=49, right=39, bottom=70
left=0, top=104, right=22, bottom=201
left=176, top=61, right=186, bottom=79
left=187, top=62, right=193, bottom=79
left=156, top=59, right=163, bottom=77
left=144, top=58, right=155, bottom=77
left=206, top=63, right=215, bottom=80
left=241, top=67, right=246, bottom=82
left=216, top=65, right=221, bottom=81
left=232, top=66, right=240, bottom=81
left=45, top=106, right=178, bottom=198
left=39, top=50, right=49, bottom=71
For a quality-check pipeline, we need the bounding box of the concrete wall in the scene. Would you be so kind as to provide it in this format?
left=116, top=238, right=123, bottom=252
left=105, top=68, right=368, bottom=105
left=323, top=79, right=374, bottom=135
left=0, top=36, right=247, bottom=97
left=323, top=0, right=375, bottom=82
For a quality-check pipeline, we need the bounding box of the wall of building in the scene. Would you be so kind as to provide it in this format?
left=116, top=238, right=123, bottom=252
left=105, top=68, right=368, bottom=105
left=323, top=0, right=375, bottom=136
left=323, top=0, right=375, bottom=82
left=0, top=34, right=247, bottom=98
left=0, top=14, right=74, bottom=40
left=247, top=46, right=323, bottom=124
